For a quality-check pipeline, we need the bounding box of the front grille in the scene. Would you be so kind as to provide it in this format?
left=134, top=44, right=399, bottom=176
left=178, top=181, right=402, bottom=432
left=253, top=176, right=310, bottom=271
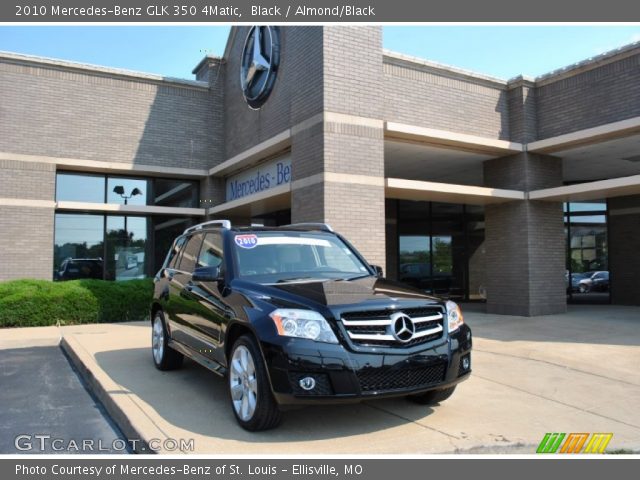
left=340, top=306, right=445, bottom=347
left=357, top=363, right=446, bottom=393
left=288, top=372, right=333, bottom=396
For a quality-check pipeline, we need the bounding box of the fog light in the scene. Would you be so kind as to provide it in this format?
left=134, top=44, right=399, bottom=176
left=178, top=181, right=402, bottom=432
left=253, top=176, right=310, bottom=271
left=462, top=356, right=470, bottom=371
left=299, top=376, right=316, bottom=391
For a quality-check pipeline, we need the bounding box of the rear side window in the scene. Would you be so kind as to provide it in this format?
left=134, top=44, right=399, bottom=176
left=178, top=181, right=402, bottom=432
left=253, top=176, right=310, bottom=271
left=167, top=236, right=187, bottom=269
left=177, top=233, right=204, bottom=272
left=197, top=232, right=223, bottom=269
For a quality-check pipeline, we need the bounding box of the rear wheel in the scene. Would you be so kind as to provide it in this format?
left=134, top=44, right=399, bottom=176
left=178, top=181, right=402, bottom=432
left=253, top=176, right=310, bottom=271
left=151, top=311, right=183, bottom=371
left=228, top=335, right=281, bottom=431
left=407, top=386, right=457, bottom=405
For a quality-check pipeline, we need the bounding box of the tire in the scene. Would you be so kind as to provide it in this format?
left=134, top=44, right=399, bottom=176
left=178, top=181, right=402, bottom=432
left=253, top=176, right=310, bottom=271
left=579, top=284, right=590, bottom=294
left=151, top=310, right=184, bottom=371
left=228, top=334, right=282, bottom=431
left=407, top=386, right=457, bottom=405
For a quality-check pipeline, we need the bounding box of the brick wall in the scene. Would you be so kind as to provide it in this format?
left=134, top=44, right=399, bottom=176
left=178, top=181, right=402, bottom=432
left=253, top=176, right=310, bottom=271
left=223, top=26, right=324, bottom=161
left=536, top=52, right=640, bottom=139
left=0, top=159, right=55, bottom=200
left=0, top=57, right=220, bottom=171
left=507, top=80, right=538, bottom=144
left=608, top=195, right=640, bottom=305
left=383, top=56, right=510, bottom=140
left=483, top=153, right=566, bottom=316
left=0, top=161, right=55, bottom=280
left=0, top=206, right=55, bottom=280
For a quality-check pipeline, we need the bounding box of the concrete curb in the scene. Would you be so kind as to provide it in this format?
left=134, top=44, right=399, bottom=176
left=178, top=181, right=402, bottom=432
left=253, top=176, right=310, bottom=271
left=60, top=334, right=164, bottom=454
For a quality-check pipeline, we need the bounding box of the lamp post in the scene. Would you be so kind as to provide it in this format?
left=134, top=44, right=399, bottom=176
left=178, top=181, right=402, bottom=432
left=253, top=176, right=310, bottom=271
left=112, top=185, right=142, bottom=239
left=112, top=185, right=142, bottom=206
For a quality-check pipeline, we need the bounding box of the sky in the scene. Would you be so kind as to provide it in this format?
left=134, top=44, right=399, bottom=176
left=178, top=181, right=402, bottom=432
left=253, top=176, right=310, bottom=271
left=0, top=26, right=639, bottom=80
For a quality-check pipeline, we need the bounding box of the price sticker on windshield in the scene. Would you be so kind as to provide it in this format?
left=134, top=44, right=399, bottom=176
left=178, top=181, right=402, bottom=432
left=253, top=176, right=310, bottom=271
left=235, top=234, right=259, bottom=249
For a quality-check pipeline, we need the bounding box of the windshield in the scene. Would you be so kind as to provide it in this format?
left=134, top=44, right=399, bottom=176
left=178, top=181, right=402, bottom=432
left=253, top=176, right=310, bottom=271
left=232, top=231, right=372, bottom=283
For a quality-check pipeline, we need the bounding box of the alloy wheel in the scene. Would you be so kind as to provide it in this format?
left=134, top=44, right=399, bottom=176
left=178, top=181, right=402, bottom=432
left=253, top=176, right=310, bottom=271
left=229, top=345, right=258, bottom=421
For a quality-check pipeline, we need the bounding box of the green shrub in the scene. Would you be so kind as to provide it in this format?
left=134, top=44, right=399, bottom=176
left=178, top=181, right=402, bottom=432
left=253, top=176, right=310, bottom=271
left=0, top=278, right=154, bottom=328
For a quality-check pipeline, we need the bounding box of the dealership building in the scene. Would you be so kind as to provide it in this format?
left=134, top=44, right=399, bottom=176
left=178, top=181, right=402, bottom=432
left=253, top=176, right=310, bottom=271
left=1, top=26, right=639, bottom=315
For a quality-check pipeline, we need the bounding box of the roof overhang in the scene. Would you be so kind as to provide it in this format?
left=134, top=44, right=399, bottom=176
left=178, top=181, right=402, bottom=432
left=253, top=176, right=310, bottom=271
left=385, top=178, right=525, bottom=205
left=385, top=122, right=524, bottom=156
left=528, top=116, right=640, bottom=154
left=207, top=184, right=291, bottom=217
left=529, top=174, right=640, bottom=202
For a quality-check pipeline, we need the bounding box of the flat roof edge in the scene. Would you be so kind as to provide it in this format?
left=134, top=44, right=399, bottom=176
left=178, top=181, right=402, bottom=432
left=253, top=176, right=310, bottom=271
left=0, top=50, right=209, bottom=89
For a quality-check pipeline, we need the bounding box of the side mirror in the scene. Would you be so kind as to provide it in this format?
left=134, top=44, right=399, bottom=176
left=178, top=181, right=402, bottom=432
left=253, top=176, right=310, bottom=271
left=371, top=265, right=383, bottom=278
left=192, top=265, right=223, bottom=282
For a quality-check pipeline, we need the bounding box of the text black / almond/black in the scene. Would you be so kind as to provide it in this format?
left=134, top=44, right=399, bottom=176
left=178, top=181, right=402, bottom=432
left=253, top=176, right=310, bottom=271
left=150, top=220, right=472, bottom=431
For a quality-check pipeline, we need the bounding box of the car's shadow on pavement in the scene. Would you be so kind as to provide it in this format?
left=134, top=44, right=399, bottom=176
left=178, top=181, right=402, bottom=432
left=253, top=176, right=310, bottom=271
left=94, top=346, right=438, bottom=443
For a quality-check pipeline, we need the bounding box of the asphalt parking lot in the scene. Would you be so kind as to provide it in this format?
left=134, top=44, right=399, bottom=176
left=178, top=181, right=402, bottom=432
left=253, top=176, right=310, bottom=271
left=0, top=343, right=126, bottom=454
left=52, top=304, right=640, bottom=454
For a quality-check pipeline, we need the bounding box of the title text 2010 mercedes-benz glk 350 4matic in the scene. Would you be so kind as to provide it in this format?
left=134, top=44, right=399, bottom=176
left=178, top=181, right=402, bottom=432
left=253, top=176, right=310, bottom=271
left=150, top=220, right=472, bottom=431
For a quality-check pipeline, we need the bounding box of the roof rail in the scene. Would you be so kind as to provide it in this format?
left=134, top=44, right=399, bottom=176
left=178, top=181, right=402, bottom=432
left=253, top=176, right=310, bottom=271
left=183, top=219, right=231, bottom=235
left=280, top=223, right=334, bottom=233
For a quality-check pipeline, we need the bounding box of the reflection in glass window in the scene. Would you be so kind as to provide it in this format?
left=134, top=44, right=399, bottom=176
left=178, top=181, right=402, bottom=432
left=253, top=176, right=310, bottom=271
left=198, top=233, right=223, bottom=268
left=179, top=234, right=204, bottom=272
left=154, top=179, right=199, bottom=208
left=107, top=178, right=148, bottom=206
left=105, top=216, right=148, bottom=281
left=564, top=200, right=609, bottom=304
left=54, top=213, right=104, bottom=280
left=56, top=173, right=105, bottom=203
left=399, top=236, right=431, bottom=291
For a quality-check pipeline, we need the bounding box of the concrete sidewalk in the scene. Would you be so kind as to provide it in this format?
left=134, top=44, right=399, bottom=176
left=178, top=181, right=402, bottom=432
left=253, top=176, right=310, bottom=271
left=55, top=305, right=640, bottom=454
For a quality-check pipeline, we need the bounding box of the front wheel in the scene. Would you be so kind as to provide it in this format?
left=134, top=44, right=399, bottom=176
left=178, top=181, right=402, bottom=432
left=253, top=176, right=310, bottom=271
left=579, top=284, right=590, bottom=293
left=228, top=335, right=282, bottom=431
left=151, top=311, right=183, bottom=371
left=407, top=386, right=457, bottom=405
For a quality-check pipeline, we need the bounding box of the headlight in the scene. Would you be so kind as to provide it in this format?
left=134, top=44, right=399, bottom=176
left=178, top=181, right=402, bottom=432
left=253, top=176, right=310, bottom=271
left=269, top=309, right=339, bottom=344
left=446, top=300, right=464, bottom=333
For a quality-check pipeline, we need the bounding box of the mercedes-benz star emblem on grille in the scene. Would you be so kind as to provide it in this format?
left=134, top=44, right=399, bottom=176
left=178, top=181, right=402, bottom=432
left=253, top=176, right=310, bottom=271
left=240, top=26, right=280, bottom=109
left=390, top=312, right=415, bottom=343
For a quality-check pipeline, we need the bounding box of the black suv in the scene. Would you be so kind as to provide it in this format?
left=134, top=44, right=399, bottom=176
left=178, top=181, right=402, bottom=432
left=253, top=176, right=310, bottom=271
left=151, top=220, right=472, bottom=431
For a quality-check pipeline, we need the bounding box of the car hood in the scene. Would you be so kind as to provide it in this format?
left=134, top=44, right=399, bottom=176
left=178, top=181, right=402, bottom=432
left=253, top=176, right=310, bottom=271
left=233, top=276, right=444, bottom=313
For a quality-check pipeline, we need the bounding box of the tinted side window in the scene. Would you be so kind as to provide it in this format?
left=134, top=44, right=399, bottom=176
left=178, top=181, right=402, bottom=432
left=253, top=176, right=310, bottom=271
left=177, top=233, right=204, bottom=272
left=197, top=233, right=223, bottom=269
left=167, top=236, right=187, bottom=269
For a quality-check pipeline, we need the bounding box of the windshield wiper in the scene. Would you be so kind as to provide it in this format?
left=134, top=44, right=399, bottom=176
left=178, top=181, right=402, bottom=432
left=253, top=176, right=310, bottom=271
left=338, top=273, right=373, bottom=281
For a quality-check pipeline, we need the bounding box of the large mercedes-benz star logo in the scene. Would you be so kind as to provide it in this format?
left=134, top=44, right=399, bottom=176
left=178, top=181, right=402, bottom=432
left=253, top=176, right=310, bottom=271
left=240, top=26, right=280, bottom=109
left=390, top=312, right=415, bottom=343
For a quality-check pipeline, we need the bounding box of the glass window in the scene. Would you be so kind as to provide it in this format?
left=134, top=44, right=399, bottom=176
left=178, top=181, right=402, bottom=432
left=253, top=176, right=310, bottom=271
left=565, top=200, right=609, bottom=303
left=234, top=232, right=369, bottom=282
left=399, top=236, right=431, bottom=291
left=166, top=236, right=187, bottom=269
left=105, top=216, right=148, bottom=281
left=197, top=233, right=224, bottom=268
left=178, top=234, right=204, bottom=272
left=54, top=213, right=104, bottom=280
left=153, top=218, right=194, bottom=274
left=153, top=179, right=199, bottom=208
left=56, top=173, right=105, bottom=203
left=107, top=177, right=148, bottom=206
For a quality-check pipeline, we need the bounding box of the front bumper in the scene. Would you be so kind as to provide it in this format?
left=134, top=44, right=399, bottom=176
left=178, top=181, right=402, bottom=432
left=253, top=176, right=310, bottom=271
left=261, top=324, right=472, bottom=406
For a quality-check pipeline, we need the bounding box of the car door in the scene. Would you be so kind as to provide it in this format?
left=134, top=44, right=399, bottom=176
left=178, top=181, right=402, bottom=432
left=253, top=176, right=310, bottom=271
left=187, top=231, right=230, bottom=362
